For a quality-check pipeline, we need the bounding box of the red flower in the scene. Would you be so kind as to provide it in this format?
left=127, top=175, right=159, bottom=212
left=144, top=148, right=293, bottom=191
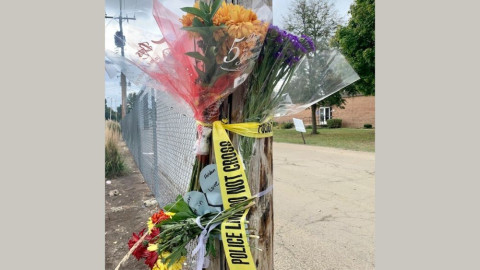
left=144, top=251, right=159, bottom=268
left=128, top=229, right=148, bottom=260
left=151, top=210, right=170, bottom=224
left=143, top=227, right=160, bottom=249
left=148, top=227, right=160, bottom=239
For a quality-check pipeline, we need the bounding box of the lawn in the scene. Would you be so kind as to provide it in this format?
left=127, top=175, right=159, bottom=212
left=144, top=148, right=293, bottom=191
left=273, top=127, right=375, bottom=152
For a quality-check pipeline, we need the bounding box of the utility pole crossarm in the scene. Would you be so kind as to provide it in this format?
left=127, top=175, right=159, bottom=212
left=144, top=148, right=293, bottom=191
left=104, top=14, right=136, bottom=20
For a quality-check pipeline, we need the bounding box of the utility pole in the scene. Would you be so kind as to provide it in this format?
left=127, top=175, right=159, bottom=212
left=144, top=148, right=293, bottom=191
left=105, top=0, right=136, bottom=118
left=206, top=2, right=274, bottom=270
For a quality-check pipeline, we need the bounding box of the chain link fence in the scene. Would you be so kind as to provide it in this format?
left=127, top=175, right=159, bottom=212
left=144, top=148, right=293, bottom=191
left=121, top=87, right=201, bottom=269
left=120, top=88, right=197, bottom=208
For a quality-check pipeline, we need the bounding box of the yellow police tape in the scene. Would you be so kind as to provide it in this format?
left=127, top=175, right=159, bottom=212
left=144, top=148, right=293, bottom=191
left=211, top=120, right=272, bottom=270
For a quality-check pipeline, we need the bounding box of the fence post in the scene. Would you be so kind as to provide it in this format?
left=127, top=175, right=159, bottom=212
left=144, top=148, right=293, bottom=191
left=136, top=92, right=142, bottom=172
left=151, top=93, right=159, bottom=187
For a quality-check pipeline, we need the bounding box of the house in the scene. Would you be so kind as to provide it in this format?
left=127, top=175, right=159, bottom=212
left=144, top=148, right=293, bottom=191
left=274, top=95, right=375, bottom=128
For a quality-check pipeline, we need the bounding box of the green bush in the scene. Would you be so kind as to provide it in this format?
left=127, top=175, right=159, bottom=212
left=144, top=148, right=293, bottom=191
left=105, top=142, right=125, bottom=179
left=364, top=123, right=373, bottom=129
left=105, top=120, right=126, bottom=179
left=272, top=121, right=279, bottom=127
left=306, top=125, right=312, bottom=129
left=281, top=122, right=294, bottom=129
left=326, top=119, right=342, bottom=128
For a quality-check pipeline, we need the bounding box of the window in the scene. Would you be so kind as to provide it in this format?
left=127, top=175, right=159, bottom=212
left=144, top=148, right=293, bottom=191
left=319, top=107, right=332, bottom=125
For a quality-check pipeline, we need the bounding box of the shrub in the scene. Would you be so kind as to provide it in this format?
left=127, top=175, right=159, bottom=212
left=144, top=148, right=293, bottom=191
left=364, top=123, right=373, bottom=129
left=306, top=125, right=312, bottom=129
left=326, top=119, right=342, bottom=128
left=281, top=122, right=294, bottom=129
left=105, top=120, right=126, bottom=179
left=272, top=121, right=279, bottom=127
left=106, top=119, right=121, bottom=133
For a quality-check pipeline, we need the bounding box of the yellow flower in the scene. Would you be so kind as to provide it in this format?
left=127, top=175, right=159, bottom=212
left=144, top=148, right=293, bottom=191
left=147, top=244, right=158, bottom=252
left=152, top=252, right=186, bottom=270
left=165, top=212, right=175, bottom=217
left=147, top=217, right=154, bottom=233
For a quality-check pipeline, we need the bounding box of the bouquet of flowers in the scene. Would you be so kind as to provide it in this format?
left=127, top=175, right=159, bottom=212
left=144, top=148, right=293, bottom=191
left=239, top=24, right=360, bottom=165
left=127, top=195, right=257, bottom=269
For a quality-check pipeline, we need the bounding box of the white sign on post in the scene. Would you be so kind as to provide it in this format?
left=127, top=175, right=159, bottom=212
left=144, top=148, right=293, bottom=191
left=292, top=118, right=307, bottom=144
left=293, top=118, right=306, bottom=133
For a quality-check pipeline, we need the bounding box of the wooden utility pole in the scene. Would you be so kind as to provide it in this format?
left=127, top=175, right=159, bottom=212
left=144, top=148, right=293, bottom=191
left=237, top=1, right=274, bottom=268
left=105, top=0, right=136, bottom=118
left=208, top=1, right=274, bottom=269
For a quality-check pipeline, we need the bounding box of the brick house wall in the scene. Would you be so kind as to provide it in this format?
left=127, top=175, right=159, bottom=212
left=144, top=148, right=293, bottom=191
left=332, top=95, right=375, bottom=128
left=273, top=95, right=375, bottom=128
left=274, top=109, right=313, bottom=124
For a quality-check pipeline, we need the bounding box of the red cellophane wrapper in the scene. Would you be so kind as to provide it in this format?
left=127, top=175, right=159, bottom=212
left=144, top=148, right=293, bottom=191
left=107, top=0, right=271, bottom=154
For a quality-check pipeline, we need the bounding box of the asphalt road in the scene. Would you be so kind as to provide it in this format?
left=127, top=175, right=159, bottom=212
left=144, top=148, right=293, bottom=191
left=273, top=142, right=375, bottom=270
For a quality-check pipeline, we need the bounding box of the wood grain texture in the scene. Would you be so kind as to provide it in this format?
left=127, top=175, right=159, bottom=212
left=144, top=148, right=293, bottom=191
left=245, top=137, right=274, bottom=270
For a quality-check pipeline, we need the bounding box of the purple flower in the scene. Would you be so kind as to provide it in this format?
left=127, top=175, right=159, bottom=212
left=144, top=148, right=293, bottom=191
left=301, top=34, right=315, bottom=52
left=263, top=24, right=314, bottom=66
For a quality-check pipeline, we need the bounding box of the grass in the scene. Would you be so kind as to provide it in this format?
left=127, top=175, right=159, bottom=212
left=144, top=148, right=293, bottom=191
left=273, top=127, right=375, bottom=152
left=105, top=120, right=127, bottom=179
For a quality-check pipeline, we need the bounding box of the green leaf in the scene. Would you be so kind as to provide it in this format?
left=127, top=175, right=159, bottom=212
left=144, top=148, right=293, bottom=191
left=182, top=25, right=225, bottom=34
left=194, top=65, right=205, bottom=78
left=192, top=17, right=204, bottom=27
left=182, top=26, right=207, bottom=37
left=169, top=211, right=195, bottom=221
left=210, top=0, right=223, bottom=17
left=199, top=1, right=210, bottom=15
left=165, top=243, right=188, bottom=267
left=185, top=51, right=207, bottom=62
left=163, top=195, right=194, bottom=216
left=180, top=7, right=208, bottom=22
left=206, top=234, right=217, bottom=257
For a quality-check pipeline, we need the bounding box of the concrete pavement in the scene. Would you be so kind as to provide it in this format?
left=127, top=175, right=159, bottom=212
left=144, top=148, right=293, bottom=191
left=273, top=142, right=375, bottom=270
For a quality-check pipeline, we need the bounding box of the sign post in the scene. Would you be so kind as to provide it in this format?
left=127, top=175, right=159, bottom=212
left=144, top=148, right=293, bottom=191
left=293, top=118, right=307, bottom=144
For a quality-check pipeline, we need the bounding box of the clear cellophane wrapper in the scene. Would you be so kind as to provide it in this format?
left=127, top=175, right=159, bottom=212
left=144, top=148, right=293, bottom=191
left=105, top=0, right=273, bottom=155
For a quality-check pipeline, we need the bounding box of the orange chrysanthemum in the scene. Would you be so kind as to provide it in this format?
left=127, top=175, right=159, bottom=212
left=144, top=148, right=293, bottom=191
left=212, top=2, right=266, bottom=38
left=179, top=2, right=269, bottom=64
left=151, top=210, right=170, bottom=224
left=180, top=1, right=200, bottom=27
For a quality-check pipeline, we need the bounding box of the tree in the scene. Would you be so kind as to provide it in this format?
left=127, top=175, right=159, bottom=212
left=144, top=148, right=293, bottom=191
left=127, top=92, right=138, bottom=113
left=331, top=0, right=375, bottom=96
left=116, top=105, right=122, bottom=121
left=105, top=99, right=114, bottom=120
left=105, top=99, right=109, bottom=120
left=284, top=0, right=343, bottom=134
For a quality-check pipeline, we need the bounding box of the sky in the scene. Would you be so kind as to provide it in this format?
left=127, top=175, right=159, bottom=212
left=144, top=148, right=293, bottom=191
left=105, top=0, right=354, bottom=110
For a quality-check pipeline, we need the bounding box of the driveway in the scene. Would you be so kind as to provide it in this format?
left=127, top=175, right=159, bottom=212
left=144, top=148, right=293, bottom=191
left=273, top=142, right=375, bottom=270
